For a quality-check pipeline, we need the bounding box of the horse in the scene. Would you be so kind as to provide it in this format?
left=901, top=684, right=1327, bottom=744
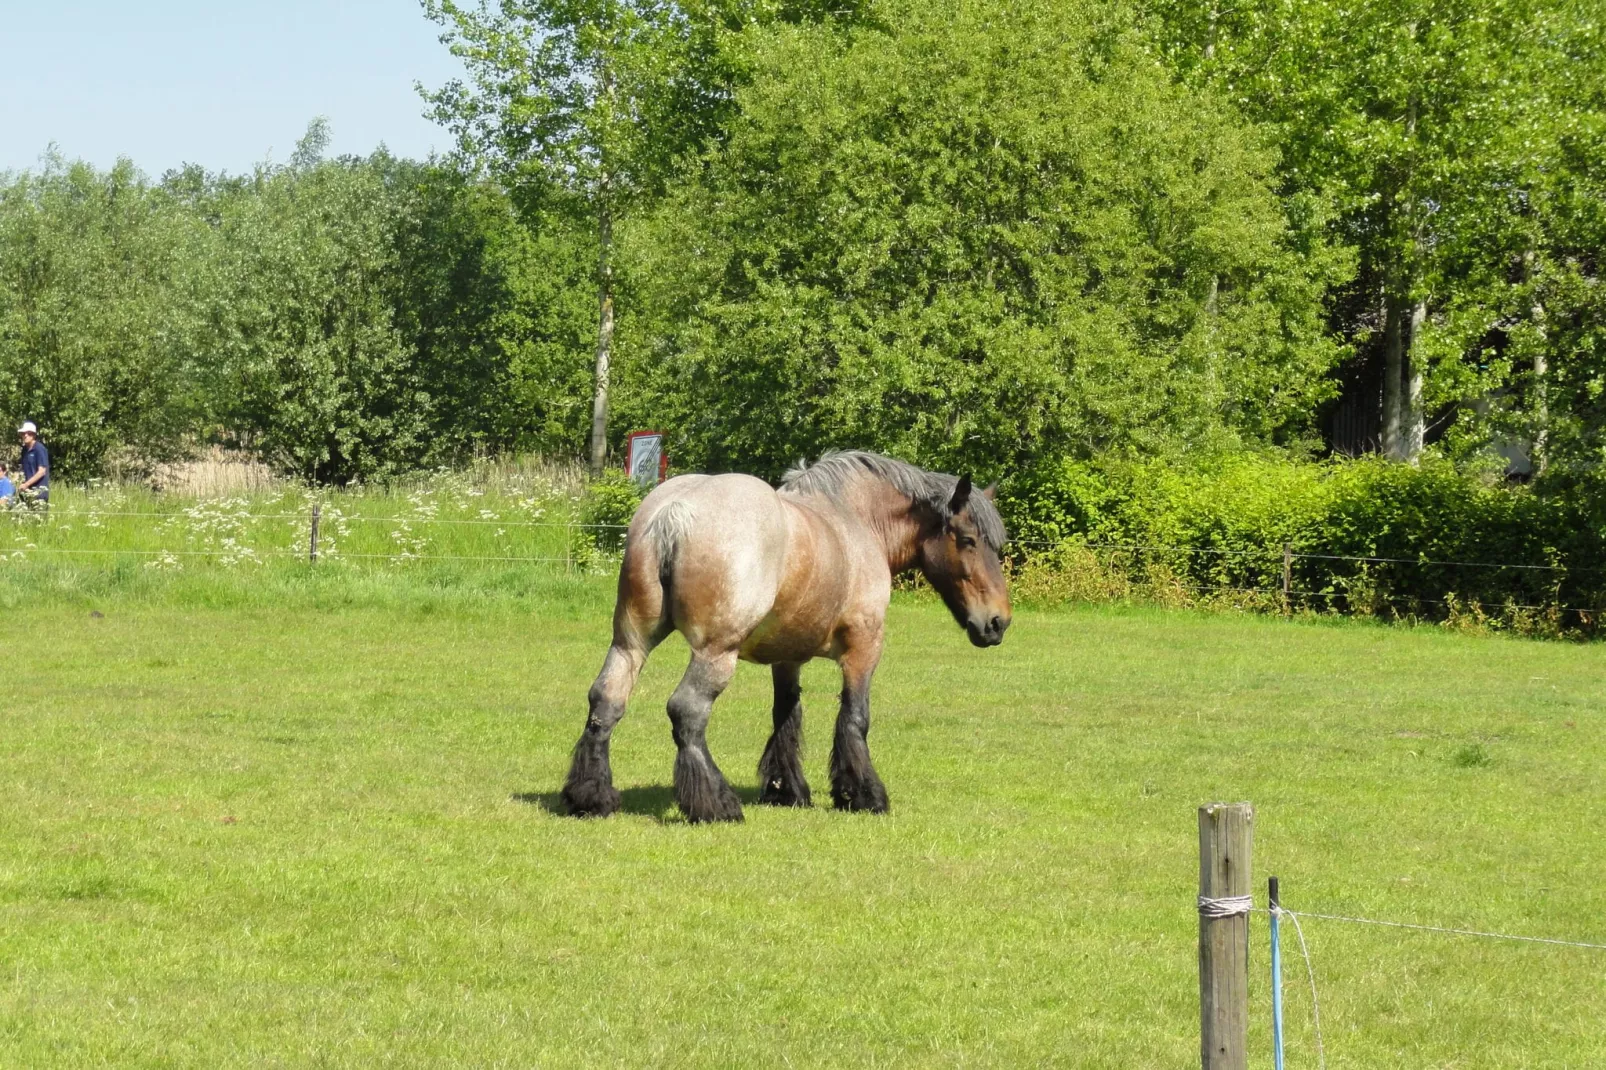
left=561, top=450, right=1012, bottom=824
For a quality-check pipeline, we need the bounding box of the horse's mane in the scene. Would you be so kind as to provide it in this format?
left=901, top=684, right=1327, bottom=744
left=779, top=450, right=1006, bottom=551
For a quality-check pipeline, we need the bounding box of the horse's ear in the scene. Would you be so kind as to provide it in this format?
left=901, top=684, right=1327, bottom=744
left=948, top=475, right=973, bottom=514
left=982, top=484, right=996, bottom=502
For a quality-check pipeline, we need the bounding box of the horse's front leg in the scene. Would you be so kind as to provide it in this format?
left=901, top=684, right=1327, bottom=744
left=830, top=637, right=889, bottom=813
left=758, top=662, right=811, bottom=807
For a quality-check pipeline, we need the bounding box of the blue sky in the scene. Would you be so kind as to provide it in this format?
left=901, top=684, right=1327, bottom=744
left=1, top=1, right=467, bottom=176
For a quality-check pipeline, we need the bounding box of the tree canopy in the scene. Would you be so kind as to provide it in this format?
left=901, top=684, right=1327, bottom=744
left=0, top=0, right=1600, bottom=486
left=622, top=0, right=1349, bottom=478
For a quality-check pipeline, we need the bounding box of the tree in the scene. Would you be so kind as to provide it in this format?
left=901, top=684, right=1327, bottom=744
left=423, top=0, right=739, bottom=474
left=390, top=159, right=602, bottom=457
left=1489, top=3, right=1606, bottom=482
left=1154, top=0, right=1591, bottom=463
left=624, top=0, right=1348, bottom=478
left=0, top=155, right=210, bottom=478
left=200, top=133, right=431, bottom=483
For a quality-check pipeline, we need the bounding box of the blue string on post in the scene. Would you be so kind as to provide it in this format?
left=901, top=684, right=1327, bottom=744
left=1270, top=876, right=1285, bottom=1070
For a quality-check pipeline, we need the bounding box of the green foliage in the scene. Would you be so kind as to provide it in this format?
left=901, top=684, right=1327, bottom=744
left=577, top=470, right=644, bottom=557
left=1151, top=0, right=1606, bottom=459
left=5, top=0, right=1606, bottom=498
left=626, top=0, right=1348, bottom=478
left=0, top=128, right=598, bottom=483
left=999, top=452, right=1606, bottom=630
left=0, top=156, right=212, bottom=478
left=423, top=0, right=739, bottom=217
left=205, top=142, right=429, bottom=483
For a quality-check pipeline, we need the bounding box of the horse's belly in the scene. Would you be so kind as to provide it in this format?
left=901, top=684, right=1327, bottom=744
left=737, top=617, right=834, bottom=664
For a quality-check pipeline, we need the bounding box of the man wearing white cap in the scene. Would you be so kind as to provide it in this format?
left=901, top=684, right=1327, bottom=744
left=17, top=421, right=49, bottom=505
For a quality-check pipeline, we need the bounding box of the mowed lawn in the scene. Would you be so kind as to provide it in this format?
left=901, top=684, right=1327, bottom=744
left=3, top=584, right=1604, bottom=1067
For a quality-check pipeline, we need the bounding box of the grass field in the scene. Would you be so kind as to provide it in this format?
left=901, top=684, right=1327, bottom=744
left=3, top=576, right=1604, bottom=1067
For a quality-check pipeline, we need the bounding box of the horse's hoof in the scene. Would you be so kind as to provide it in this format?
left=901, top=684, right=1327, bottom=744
left=831, top=780, right=889, bottom=814
left=758, top=779, right=813, bottom=808
left=684, top=807, right=744, bottom=825
left=562, top=781, right=621, bottom=818
left=680, top=781, right=745, bottom=824
left=683, top=801, right=745, bottom=824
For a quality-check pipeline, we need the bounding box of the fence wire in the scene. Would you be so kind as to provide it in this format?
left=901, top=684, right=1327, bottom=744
left=5, top=515, right=1606, bottom=619
left=35, top=510, right=629, bottom=530
left=1006, top=537, right=1593, bottom=575
left=1258, top=900, right=1606, bottom=1070
left=1268, top=907, right=1606, bottom=952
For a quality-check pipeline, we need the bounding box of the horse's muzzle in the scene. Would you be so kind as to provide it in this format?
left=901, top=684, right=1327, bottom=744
left=966, top=614, right=1009, bottom=647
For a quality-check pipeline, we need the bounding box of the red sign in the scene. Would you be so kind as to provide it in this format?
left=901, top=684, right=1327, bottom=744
left=625, top=431, right=668, bottom=487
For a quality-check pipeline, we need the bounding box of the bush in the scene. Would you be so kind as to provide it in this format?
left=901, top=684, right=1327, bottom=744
left=998, top=453, right=1606, bottom=633
left=570, top=473, right=645, bottom=569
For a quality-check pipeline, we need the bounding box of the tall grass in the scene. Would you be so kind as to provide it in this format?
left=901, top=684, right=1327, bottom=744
left=0, top=463, right=617, bottom=609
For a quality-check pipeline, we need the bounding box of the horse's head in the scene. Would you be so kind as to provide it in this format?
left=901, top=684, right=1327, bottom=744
left=918, top=476, right=1012, bottom=648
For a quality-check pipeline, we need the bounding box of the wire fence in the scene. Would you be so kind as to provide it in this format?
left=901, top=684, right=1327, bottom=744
left=1268, top=906, right=1606, bottom=952
left=38, top=510, right=631, bottom=530
left=1005, top=536, right=1595, bottom=574
left=0, top=502, right=631, bottom=573
left=5, top=506, right=1605, bottom=627
left=1005, top=535, right=1606, bottom=630
left=1259, top=892, right=1606, bottom=1070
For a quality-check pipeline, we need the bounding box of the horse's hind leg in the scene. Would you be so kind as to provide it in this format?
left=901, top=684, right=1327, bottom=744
left=758, top=662, right=811, bottom=807
left=563, top=642, right=648, bottom=817
left=565, top=540, right=670, bottom=817
left=668, top=650, right=743, bottom=823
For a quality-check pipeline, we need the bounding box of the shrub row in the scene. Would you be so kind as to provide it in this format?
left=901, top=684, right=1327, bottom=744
left=996, top=455, right=1606, bottom=634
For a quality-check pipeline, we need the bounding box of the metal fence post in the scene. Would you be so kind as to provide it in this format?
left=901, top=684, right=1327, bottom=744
left=1199, top=802, right=1253, bottom=1070
left=310, top=504, right=320, bottom=564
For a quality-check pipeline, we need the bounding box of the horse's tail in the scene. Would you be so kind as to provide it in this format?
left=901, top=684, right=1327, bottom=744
left=644, top=499, right=697, bottom=587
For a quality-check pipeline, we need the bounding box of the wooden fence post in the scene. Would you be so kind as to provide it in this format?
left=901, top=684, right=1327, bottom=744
left=309, top=504, right=321, bottom=564
left=1282, top=541, right=1293, bottom=610
left=1199, top=802, right=1253, bottom=1070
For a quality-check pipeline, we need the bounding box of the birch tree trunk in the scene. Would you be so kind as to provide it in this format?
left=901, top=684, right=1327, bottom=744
left=1381, top=89, right=1426, bottom=463
left=588, top=196, right=614, bottom=478
left=1382, top=286, right=1405, bottom=459
left=1533, top=344, right=1549, bottom=476
left=588, top=57, right=616, bottom=479
left=1403, top=297, right=1426, bottom=460
left=1526, top=251, right=1549, bottom=475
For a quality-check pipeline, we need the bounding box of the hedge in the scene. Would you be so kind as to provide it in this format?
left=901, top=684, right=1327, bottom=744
left=997, top=455, right=1606, bottom=633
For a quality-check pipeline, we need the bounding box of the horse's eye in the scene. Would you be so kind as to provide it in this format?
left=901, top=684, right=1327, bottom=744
left=956, top=535, right=977, bottom=550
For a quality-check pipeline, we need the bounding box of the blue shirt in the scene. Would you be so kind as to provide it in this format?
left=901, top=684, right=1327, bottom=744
left=0, top=476, right=12, bottom=499
left=21, top=441, right=47, bottom=490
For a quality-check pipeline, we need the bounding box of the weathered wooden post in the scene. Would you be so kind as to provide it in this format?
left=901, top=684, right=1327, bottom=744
left=1199, top=802, right=1253, bottom=1070
left=1282, top=541, right=1293, bottom=610
left=309, top=504, right=321, bottom=564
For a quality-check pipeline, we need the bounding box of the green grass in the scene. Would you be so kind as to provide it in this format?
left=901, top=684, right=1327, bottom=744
left=2, top=584, right=1604, bottom=1067
left=0, top=476, right=591, bottom=574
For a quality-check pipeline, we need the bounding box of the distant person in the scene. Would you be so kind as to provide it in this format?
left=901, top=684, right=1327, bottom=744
left=0, top=462, right=13, bottom=504
left=17, top=421, right=48, bottom=505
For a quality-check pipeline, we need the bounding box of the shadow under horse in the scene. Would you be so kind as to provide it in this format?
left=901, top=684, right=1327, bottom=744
left=562, top=450, right=1013, bottom=823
